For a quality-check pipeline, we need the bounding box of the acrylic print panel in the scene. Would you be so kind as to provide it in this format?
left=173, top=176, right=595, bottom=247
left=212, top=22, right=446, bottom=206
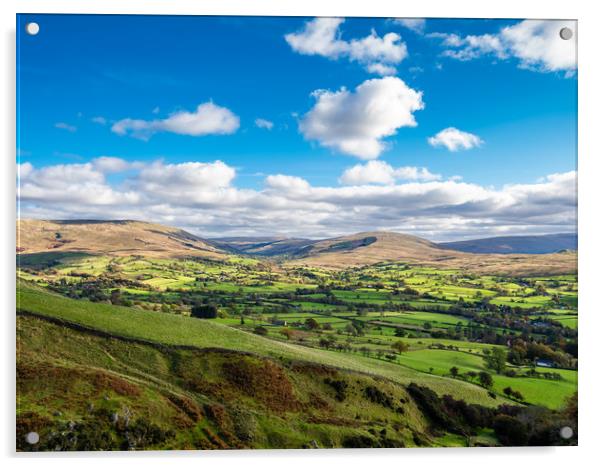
left=16, top=14, right=577, bottom=451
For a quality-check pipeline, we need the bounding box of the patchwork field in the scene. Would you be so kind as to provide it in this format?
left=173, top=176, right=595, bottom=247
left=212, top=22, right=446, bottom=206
left=16, top=222, right=578, bottom=449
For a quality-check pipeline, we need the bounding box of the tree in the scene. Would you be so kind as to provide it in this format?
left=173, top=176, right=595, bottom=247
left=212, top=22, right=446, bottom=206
left=191, top=303, right=218, bottom=319
left=391, top=341, right=409, bottom=354
left=254, top=326, right=268, bottom=336
left=109, top=289, right=122, bottom=306
left=484, top=347, right=507, bottom=374
left=305, top=318, right=320, bottom=330
left=478, top=371, right=493, bottom=389
left=394, top=327, right=407, bottom=337
left=280, top=328, right=294, bottom=340
left=319, top=337, right=333, bottom=349
left=449, top=366, right=459, bottom=378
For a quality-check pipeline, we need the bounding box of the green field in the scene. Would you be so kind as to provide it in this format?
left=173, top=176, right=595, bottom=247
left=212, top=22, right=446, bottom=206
left=16, top=248, right=578, bottom=451
left=395, top=349, right=576, bottom=409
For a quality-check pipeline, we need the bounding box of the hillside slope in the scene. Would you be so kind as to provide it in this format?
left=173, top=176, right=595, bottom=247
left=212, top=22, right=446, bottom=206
left=212, top=237, right=317, bottom=257
left=18, top=315, right=446, bottom=450
left=16, top=281, right=503, bottom=407
left=439, top=233, right=577, bottom=255
left=285, top=232, right=577, bottom=276
left=17, top=219, right=228, bottom=260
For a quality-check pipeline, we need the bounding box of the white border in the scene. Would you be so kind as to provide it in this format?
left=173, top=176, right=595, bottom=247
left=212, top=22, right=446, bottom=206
left=2, top=1, right=601, bottom=465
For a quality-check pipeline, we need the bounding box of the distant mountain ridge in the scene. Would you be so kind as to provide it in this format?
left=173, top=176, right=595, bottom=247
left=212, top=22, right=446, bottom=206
left=439, top=233, right=577, bottom=254
left=282, top=231, right=576, bottom=276
left=17, top=220, right=577, bottom=276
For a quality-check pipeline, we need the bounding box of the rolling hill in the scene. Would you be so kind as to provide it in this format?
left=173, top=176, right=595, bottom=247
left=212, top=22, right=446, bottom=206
left=16, top=220, right=577, bottom=276
left=284, top=231, right=577, bottom=276
left=439, top=233, right=577, bottom=254
left=16, top=219, right=228, bottom=260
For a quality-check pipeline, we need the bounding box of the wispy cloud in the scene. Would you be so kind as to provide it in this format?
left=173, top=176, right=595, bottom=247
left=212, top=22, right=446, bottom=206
left=54, top=122, right=77, bottom=132
left=255, top=118, right=274, bottom=130
left=394, top=19, right=426, bottom=34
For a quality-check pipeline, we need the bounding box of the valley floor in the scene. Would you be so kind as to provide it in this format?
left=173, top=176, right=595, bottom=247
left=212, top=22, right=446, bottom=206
left=16, top=250, right=578, bottom=450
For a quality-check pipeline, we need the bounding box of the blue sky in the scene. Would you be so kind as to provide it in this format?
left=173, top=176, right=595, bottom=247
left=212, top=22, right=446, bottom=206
left=16, top=15, right=577, bottom=240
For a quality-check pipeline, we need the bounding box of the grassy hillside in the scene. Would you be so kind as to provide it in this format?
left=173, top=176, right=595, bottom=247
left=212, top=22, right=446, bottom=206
left=212, top=237, right=317, bottom=256
left=18, top=315, right=453, bottom=450
left=16, top=281, right=504, bottom=408
left=17, top=219, right=228, bottom=260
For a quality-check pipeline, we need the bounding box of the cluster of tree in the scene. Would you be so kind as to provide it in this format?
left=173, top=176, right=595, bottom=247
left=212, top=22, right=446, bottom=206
left=407, top=383, right=577, bottom=446
left=484, top=347, right=507, bottom=374
left=48, top=277, right=144, bottom=305
left=447, top=368, right=494, bottom=389
left=507, top=339, right=576, bottom=369
left=502, top=386, right=524, bottom=402
left=190, top=303, right=218, bottom=319
left=524, top=368, right=564, bottom=380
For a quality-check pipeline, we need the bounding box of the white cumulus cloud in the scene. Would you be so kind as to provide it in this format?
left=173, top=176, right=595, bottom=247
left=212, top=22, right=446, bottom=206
left=428, top=127, right=483, bottom=152
left=429, top=20, right=576, bottom=75
left=92, top=156, right=133, bottom=173
left=18, top=162, right=139, bottom=206
left=17, top=158, right=576, bottom=240
left=299, top=77, right=425, bottom=159
left=112, top=102, right=240, bottom=140
left=265, top=174, right=311, bottom=192
left=138, top=160, right=236, bottom=194
left=339, top=160, right=440, bottom=185
left=285, top=17, right=408, bottom=75
left=501, top=20, right=577, bottom=73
